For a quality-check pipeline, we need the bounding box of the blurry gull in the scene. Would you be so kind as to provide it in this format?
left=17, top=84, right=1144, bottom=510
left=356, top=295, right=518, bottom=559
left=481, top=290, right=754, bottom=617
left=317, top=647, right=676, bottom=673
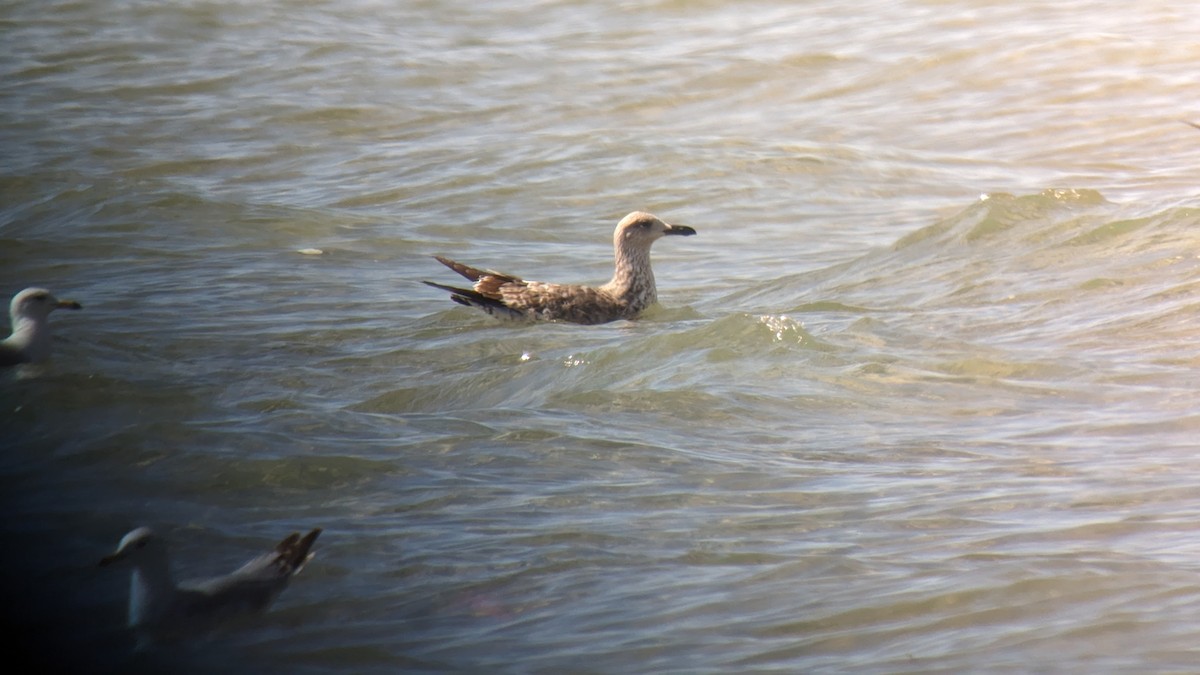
left=424, top=211, right=696, bottom=325
left=0, top=287, right=82, bottom=367
left=99, top=527, right=322, bottom=644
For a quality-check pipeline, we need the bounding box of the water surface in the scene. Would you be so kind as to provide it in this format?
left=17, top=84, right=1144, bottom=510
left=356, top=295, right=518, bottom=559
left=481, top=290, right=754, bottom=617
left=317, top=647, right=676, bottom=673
left=4, top=0, right=1200, bottom=672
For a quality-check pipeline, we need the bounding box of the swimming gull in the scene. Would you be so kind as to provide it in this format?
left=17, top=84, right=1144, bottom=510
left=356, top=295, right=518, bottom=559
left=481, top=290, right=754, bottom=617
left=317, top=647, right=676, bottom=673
left=0, top=287, right=82, bottom=367
left=424, top=211, right=696, bottom=324
left=99, top=527, right=322, bottom=644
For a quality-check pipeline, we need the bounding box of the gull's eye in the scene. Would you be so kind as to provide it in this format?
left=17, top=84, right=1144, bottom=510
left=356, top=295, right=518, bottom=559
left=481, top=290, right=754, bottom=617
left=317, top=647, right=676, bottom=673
left=638, top=220, right=652, bottom=229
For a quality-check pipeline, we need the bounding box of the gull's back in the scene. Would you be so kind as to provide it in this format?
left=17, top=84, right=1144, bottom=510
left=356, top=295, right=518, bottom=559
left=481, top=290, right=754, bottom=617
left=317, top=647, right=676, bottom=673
left=178, top=528, right=319, bottom=623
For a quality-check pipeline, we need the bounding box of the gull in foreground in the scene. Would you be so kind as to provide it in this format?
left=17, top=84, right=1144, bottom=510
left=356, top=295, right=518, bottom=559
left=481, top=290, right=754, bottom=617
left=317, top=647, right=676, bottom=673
left=0, top=287, right=82, bottom=367
left=424, top=211, right=696, bottom=324
left=99, top=527, right=322, bottom=643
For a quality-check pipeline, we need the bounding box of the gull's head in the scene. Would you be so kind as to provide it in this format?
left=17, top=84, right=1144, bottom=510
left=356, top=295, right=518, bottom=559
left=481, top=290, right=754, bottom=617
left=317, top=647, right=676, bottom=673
left=614, top=212, right=696, bottom=249
left=99, top=527, right=165, bottom=568
left=10, top=287, right=82, bottom=322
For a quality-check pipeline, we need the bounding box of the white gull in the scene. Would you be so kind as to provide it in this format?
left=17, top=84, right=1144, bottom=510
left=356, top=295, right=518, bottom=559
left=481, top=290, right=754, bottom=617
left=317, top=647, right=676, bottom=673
left=99, top=527, right=321, bottom=644
left=0, top=287, right=82, bottom=367
left=424, top=211, right=696, bottom=325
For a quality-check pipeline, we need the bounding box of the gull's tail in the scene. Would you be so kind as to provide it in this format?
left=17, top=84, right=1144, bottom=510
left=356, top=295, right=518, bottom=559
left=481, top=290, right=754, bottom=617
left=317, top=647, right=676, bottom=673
left=422, top=281, right=526, bottom=320
left=434, top=255, right=488, bottom=282
left=275, top=528, right=321, bottom=576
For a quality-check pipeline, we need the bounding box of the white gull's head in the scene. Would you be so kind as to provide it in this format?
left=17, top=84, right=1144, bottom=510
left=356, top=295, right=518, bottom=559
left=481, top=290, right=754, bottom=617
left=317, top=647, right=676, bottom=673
left=10, top=287, right=82, bottom=323
left=2, top=287, right=82, bottom=366
left=613, top=211, right=696, bottom=250
left=98, top=527, right=168, bottom=568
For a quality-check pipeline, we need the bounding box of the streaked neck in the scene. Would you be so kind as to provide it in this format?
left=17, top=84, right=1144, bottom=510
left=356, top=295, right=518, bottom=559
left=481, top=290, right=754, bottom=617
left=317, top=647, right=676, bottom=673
left=605, top=241, right=656, bottom=302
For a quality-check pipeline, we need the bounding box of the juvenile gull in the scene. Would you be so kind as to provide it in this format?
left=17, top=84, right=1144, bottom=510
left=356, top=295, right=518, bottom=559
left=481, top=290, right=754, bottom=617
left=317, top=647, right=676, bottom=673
left=99, top=527, right=322, bottom=644
left=424, top=211, right=696, bottom=324
left=0, top=287, right=82, bottom=367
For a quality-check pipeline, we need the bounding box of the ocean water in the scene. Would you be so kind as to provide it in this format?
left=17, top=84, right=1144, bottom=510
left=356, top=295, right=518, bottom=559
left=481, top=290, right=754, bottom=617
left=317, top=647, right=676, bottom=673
left=3, top=0, right=1200, bottom=672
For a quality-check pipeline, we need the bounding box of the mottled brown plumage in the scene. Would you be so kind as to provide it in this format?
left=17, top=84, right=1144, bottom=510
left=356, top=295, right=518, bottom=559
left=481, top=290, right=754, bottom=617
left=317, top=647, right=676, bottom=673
left=424, top=211, right=696, bottom=325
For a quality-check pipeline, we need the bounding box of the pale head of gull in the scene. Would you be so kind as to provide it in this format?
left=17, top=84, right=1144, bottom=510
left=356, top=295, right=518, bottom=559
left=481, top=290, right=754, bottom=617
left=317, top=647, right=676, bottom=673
left=1, top=287, right=82, bottom=366
left=613, top=211, right=697, bottom=247
left=604, top=211, right=696, bottom=308
left=99, top=527, right=169, bottom=571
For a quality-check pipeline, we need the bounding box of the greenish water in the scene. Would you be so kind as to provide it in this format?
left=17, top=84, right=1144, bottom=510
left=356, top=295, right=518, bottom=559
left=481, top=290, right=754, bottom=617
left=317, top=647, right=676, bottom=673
left=4, top=1, right=1200, bottom=672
